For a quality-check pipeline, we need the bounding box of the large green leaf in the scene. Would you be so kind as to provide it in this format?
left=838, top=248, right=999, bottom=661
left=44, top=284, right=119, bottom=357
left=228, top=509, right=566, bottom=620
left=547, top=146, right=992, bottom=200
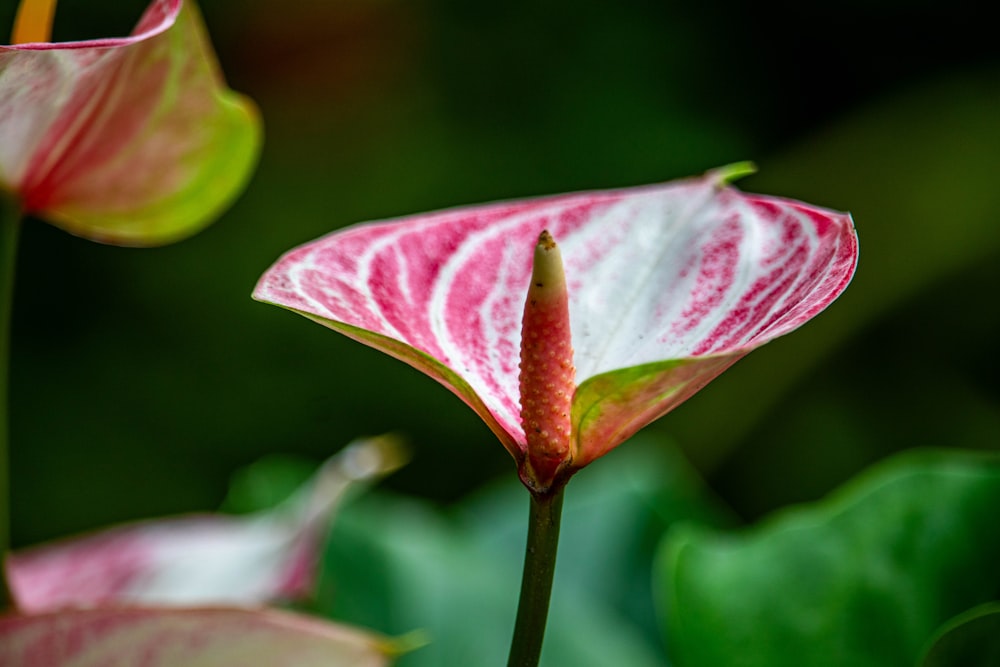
left=312, top=435, right=732, bottom=666
left=316, top=492, right=666, bottom=667
left=656, top=449, right=1000, bottom=667
left=460, top=433, right=734, bottom=645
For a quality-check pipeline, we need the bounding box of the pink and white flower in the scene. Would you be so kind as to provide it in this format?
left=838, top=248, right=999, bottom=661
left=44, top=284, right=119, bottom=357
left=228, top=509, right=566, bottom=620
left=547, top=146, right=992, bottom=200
left=0, top=0, right=259, bottom=245
left=0, top=606, right=395, bottom=666
left=6, top=435, right=405, bottom=611
left=255, top=166, right=858, bottom=492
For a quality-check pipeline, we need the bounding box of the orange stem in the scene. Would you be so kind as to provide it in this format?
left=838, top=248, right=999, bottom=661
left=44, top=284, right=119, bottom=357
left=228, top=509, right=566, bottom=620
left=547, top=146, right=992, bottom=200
left=11, top=0, right=57, bottom=44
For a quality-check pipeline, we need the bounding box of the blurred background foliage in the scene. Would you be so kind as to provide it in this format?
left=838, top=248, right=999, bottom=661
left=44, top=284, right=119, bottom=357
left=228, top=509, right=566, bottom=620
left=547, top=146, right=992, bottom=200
left=3, top=0, right=999, bottom=550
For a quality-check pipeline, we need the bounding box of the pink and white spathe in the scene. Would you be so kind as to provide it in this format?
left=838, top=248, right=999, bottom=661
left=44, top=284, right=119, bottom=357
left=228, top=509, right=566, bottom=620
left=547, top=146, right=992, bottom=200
left=0, top=0, right=259, bottom=245
left=255, top=166, right=859, bottom=493
left=0, top=607, right=395, bottom=667
left=6, top=435, right=405, bottom=611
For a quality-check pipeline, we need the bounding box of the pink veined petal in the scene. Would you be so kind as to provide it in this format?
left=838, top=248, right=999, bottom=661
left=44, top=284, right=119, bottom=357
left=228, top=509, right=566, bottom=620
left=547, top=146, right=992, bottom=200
left=0, top=0, right=260, bottom=245
left=565, top=188, right=858, bottom=465
left=5, top=435, right=405, bottom=612
left=0, top=607, right=393, bottom=667
left=254, top=171, right=858, bottom=470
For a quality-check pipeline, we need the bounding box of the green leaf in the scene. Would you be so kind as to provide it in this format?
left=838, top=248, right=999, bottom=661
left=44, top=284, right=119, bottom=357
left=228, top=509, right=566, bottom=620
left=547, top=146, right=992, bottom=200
left=313, top=434, right=732, bottom=666
left=655, top=449, right=1000, bottom=667
left=220, top=453, right=318, bottom=514
left=919, top=603, right=1000, bottom=667
left=461, top=433, right=735, bottom=643
left=318, top=493, right=667, bottom=667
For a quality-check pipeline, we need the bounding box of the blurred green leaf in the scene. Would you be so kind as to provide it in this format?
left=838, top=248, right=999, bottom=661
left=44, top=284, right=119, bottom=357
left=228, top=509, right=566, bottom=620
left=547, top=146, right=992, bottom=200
left=315, top=434, right=731, bottom=666
left=461, top=434, right=735, bottom=643
left=316, top=493, right=665, bottom=667
left=919, top=602, right=1000, bottom=667
left=220, top=454, right=317, bottom=514
left=656, top=449, right=1000, bottom=667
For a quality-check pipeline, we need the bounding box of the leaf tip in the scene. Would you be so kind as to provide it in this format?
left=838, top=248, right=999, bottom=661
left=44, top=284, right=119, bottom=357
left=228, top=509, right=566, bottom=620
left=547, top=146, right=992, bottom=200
left=379, top=629, right=431, bottom=658
left=338, top=432, right=411, bottom=480
left=709, top=161, right=758, bottom=187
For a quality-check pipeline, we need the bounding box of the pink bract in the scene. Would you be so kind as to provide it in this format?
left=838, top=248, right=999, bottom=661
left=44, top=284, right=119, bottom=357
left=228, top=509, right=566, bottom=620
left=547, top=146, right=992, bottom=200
left=0, top=0, right=259, bottom=245
left=5, top=435, right=405, bottom=612
left=254, top=168, right=858, bottom=489
left=0, top=607, right=393, bottom=667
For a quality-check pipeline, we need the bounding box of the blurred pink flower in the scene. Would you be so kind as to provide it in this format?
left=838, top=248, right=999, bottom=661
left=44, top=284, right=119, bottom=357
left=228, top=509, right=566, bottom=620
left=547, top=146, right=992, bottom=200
left=0, top=0, right=259, bottom=245
left=0, top=607, right=395, bottom=666
left=6, top=435, right=404, bottom=611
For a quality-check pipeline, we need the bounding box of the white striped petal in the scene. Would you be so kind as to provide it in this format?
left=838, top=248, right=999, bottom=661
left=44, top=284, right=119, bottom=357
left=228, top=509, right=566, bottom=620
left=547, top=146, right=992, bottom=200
left=254, top=169, right=857, bottom=475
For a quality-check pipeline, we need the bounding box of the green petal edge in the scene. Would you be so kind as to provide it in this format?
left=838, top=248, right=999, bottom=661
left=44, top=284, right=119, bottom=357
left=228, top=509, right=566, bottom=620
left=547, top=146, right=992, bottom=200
left=919, top=602, right=1000, bottom=667
left=571, top=354, right=740, bottom=469
left=43, top=2, right=262, bottom=246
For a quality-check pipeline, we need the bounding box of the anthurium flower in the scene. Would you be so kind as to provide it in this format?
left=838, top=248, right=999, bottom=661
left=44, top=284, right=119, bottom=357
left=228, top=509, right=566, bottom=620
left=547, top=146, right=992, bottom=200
left=254, top=166, right=858, bottom=493
left=0, top=0, right=260, bottom=245
left=0, top=606, right=395, bottom=666
left=5, top=435, right=406, bottom=611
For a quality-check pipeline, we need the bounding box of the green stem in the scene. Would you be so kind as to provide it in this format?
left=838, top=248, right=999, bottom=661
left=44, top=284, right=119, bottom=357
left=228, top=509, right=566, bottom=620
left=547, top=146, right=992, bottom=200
left=506, top=485, right=565, bottom=667
left=0, top=193, right=21, bottom=609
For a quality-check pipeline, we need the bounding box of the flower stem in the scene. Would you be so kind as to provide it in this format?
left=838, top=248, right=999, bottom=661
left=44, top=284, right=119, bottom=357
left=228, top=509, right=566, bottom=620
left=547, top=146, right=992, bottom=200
left=11, top=0, right=58, bottom=44
left=506, top=485, right=565, bottom=667
left=0, top=193, right=20, bottom=609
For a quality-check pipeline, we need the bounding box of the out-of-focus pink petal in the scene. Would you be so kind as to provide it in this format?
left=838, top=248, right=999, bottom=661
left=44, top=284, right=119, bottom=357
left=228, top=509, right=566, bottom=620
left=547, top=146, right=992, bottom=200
left=6, top=435, right=405, bottom=612
left=0, top=0, right=259, bottom=245
left=0, top=606, right=394, bottom=667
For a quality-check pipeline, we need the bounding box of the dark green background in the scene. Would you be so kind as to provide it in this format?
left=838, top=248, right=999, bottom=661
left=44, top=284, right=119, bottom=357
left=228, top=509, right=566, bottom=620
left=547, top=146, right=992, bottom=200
left=4, top=0, right=999, bottom=546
